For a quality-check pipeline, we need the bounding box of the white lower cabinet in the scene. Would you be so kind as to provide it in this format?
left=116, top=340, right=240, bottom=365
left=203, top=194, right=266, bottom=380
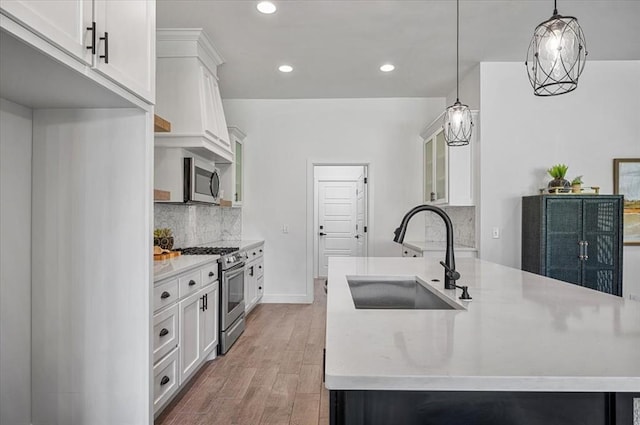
left=244, top=243, right=264, bottom=314
left=153, top=261, right=219, bottom=415
left=178, top=283, right=218, bottom=384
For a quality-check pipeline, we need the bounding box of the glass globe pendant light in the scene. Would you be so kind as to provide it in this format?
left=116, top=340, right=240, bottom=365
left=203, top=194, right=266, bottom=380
left=442, top=0, right=472, bottom=147
left=526, top=0, right=587, bottom=96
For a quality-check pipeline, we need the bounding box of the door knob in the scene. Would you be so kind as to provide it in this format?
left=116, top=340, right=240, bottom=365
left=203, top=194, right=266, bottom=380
left=319, top=232, right=326, bottom=236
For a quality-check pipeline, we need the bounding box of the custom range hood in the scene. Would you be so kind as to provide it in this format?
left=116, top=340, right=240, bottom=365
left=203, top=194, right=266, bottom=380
left=155, top=29, right=232, bottom=164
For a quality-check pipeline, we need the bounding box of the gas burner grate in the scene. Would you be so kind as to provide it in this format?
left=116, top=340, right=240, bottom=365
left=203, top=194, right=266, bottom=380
left=178, top=247, right=239, bottom=256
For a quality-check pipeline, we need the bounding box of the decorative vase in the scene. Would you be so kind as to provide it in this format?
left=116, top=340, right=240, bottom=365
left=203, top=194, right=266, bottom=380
left=154, top=236, right=174, bottom=250
left=548, top=178, right=570, bottom=193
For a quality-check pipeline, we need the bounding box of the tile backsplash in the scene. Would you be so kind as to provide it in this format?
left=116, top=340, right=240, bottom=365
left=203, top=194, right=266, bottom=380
left=424, top=206, right=476, bottom=247
left=154, top=204, right=241, bottom=248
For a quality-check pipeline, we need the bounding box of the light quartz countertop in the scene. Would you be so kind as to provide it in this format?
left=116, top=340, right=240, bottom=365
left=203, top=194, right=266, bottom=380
left=325, top=257, right=640, bottom=392
left=153, top=240, right=265, bottom=282
left=403, top=241, right=477, bottom=252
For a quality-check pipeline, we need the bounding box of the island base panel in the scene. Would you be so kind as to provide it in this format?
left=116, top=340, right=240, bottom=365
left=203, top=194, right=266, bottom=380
left=329, top=390, right=640, bottom=425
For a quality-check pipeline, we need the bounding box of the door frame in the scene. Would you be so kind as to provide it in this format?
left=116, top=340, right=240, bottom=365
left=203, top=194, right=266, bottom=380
left=306, top=160, right=374, bottom=303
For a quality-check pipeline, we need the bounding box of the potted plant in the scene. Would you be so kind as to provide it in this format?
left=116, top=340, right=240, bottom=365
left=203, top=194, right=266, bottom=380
left=153, top=228, right=174, bottom=251
left=547, top=164, right=570, bottom=193
left=571, top=175, right=583, bottom=193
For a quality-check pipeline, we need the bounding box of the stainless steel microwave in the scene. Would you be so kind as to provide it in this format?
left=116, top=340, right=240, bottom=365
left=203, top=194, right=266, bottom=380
left=184, top=157, right=220, bottom=204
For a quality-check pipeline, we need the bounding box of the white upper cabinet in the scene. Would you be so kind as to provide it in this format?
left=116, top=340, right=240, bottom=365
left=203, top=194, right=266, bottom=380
left=219, top=127, right=245, bottom=204
left=93, top=0, right=155, bottom=103
left=1, top=0, right=93, bottom=65
left=0, top=0, right=155, bottom=103
left=421, top=111, right=479, bottom=206
left=155, top=29, right=233, bottom=163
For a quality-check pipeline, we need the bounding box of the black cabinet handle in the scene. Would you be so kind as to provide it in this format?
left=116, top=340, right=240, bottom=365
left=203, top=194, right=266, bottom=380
left=208, top=271, right=214, bottom=277
left=86, top=22, right=96, bottom=54
left=160, top=376, right=170, bottom=386
left=99, top=32, right=109, bottom=63
left=188, top=280, right=196, bottom=286
left=259, top=249, right=263, bottom=253
left=404, top=251, right=408, bottom=255
left=319, top=232, right=326, bottom=236
left=249, top=266, right=254, bottom=277
left=258, top=286, right=262, bottom=290
left=201, top=295, right=205, bottom=312
left=259, top=265, right=262, bottom=270
left=253, top=252, right=256, bottom=256
left=159, top=328, right=169, bottom=337
left=160, top=291, right=171, bottom=299
left=204, top=293, right=208, bottom=310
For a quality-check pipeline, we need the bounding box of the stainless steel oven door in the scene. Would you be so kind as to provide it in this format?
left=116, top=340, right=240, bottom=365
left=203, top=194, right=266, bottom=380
left=221, top=263, right=245, bottom=330
left=185, top=157, right=219, bottom=204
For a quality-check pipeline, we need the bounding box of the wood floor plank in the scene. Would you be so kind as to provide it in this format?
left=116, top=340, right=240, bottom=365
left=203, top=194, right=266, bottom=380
left=319, top=387, right=329, bottom=419
left=259, top=373, right=299, bottom=425
left=297, top=365, right=322, bottom=394
left=216, top=366, right=257, bottom=399
left=289, top=393, right=320, bottom=425
left=278, top=350, right=304, bottom=374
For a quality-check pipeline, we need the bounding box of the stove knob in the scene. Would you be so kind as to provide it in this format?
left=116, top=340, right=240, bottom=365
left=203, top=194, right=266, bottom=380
left=225, top=258, right=231, bottom=264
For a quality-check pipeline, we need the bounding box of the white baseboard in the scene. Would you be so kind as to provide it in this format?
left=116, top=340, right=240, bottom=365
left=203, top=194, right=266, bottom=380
left=260, top=294, right=313, bottom=304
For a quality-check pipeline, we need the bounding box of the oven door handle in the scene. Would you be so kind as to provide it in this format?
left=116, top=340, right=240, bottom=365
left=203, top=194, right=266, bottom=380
left=224, top=264, right=245, bottom=280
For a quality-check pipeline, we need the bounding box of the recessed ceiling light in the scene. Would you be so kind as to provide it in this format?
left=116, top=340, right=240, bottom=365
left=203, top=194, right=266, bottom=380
left=278, top=65, right=293, bottom=73
left=380, top=64, right=395, bottom=72
left=257, top=1, right=276, bottom=14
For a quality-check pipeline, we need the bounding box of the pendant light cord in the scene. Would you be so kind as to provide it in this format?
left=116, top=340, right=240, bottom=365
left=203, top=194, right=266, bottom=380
left=553, top=0, right=558, bottom=15
left=456, top=0, right=459, bottom=103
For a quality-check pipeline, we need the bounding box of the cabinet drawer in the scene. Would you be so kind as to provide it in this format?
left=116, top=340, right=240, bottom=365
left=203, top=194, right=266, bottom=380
left=257, top=276, right=264, bottom=297
left=256, top=260, right=264, bottom=279
left=153, top=304, right=179, bottom=364
left=247, top=246, right=263, bottom=261
left=178, top=269, right=202, bottom=298
left=154, top=279, right=178, bottom=312
left=201, top=263, right=218, bottom=287
left=153, top=347, right=179, bottom=413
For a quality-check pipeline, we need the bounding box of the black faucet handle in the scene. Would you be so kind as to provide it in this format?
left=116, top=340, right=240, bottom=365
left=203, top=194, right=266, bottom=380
left=439, top=261, right=460, bottom=281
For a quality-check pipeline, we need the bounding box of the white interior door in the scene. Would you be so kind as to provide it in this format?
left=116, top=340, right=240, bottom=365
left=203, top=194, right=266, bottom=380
left=318, top=181, right=357, bottom=278
left=355, top=172, right=367, bottom=257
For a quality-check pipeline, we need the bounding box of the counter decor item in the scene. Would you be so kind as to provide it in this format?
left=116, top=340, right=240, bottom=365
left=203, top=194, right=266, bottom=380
left=613, top=158, right=640, bottom=246
left=153, top=228, right=174, bottom=250
left=547, top=163, right=570, bottom=193
left=571, top=175, right=583, bottom=193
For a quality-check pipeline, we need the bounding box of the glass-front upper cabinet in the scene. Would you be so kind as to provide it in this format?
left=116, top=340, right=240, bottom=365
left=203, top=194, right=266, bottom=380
left=424, top=127, right=448, bottom=204
left=234, top=139, right=243, bottom=203
left=420, top=111, right=478, bottom=206
left=223, top=127, right=246, bottom=207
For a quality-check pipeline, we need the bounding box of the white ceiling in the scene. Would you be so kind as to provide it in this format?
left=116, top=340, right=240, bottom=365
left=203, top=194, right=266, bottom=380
left=157, top=0, right=640, bottom=99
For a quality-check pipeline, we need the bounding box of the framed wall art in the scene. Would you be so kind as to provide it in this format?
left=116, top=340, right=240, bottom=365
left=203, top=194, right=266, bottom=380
left=614, top=158, right=640, bottom=246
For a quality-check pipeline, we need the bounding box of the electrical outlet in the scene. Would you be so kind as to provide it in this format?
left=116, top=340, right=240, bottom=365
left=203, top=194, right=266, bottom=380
left=282, top=225, right=289, bottom=234
left=630, top=294, right=640, bottom=302
left=492, top=227, right=500, bottom=239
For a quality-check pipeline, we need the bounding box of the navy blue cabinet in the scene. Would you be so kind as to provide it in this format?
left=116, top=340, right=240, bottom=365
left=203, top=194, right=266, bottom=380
left=522, top=195, right=623, bottom=296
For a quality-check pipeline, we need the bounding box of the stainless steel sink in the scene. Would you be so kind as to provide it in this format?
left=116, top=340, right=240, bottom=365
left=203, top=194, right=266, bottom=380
left=346, top=276, right=463, bottom=310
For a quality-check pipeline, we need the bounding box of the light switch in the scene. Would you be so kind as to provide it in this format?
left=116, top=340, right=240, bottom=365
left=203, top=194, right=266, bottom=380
left=282, top=225, right=289, bottom=234
left=492, top=227, right=500, bottom=239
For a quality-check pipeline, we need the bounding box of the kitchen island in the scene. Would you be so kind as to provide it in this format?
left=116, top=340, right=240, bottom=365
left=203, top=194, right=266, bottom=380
left=325, top=257, right=640, bottom=424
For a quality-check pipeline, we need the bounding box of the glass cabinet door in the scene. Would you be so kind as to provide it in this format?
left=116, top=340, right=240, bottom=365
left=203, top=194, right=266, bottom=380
left=234, top=140, right=243, bottom=203
left=424, top=139, right=434, bottom=202
left=435, top=131, right=447, bottom=202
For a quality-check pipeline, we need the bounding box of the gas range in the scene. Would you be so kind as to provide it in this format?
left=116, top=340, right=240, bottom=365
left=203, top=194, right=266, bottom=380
left=178, top=246, right=239, bottom=256
left=177, top=246, right=247, bottom=270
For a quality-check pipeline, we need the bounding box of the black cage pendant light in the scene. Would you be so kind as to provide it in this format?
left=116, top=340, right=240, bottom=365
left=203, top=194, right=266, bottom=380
left=526, top=0, right=587, bottom=96
left=443, top=0, right=472, bottom=147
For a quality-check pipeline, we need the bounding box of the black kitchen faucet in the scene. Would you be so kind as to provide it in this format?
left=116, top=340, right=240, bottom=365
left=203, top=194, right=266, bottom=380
left=393, top=204, right=471, bottom=300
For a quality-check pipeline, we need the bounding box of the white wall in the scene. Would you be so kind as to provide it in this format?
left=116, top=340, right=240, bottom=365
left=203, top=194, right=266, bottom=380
left=223, top=98, right=444, bottom=302
left=479, top=61, right=640, bottom=299
left=0, top=98, right=32, bottom=425
left=446, top=63, right=480, bottom=110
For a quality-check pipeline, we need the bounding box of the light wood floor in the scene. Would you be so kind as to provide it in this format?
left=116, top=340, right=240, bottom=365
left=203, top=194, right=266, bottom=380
left=156, top=279, right=329, bottom=425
